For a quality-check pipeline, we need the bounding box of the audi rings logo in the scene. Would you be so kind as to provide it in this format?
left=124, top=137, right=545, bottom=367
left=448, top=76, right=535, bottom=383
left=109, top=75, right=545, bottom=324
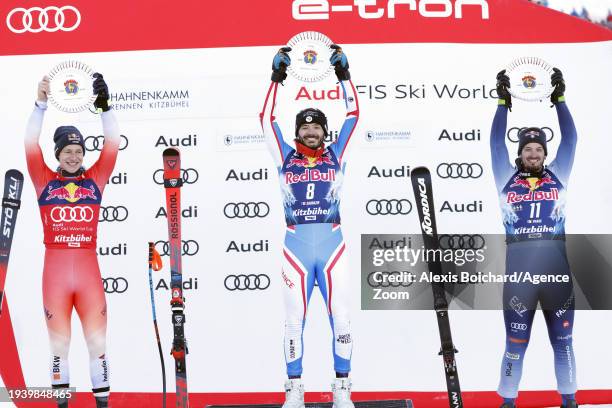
left=438, top=234, right=486, bottom=250
left=367, top=271, right=414, bottom=288
left=155, top=240, right=199, bottom=256
left=224, top=274, right=270, bottom=291
left=99, top=206, right=128, bottom=222
left=153, top=168, right=199, bottom=185
left=84, top=135, right=129, bottom=152
left=50, top=205, right=93, bottom=222
left=223, top=202, right=270, bottom=219
left=366, top=199, right=412, bottom=215
left=507, top=127, right=554, bottom=143
left=436, top=163, right=483, bottom=179
left=6, top=6, right=80, bottom=33
left=511, top=322, right=527, bottom=331
left=102, top=277, right=128, bottom=294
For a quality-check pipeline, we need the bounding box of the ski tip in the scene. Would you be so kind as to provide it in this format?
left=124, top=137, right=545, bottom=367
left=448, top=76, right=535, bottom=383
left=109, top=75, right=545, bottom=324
left=162, top=148, right=180, bottom=157
left=410, top=166, right=430, bottom=176
left=5, top=169, right=24, bottom=180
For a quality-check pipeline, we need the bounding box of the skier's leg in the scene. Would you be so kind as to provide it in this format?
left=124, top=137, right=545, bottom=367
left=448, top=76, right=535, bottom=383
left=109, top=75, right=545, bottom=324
left=73, top=249, right=109, bottom=402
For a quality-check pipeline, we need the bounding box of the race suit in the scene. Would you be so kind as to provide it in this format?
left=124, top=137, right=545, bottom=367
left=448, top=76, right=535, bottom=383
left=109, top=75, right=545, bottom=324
left=490, top=100, right=577, bottom=398
left=25, top=101, right=119, bottom=397
left=260, top=79, right=359, bottom=376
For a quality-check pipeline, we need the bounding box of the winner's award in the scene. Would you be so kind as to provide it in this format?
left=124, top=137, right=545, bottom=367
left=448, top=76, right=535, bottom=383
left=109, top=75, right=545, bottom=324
left=47, top=61, right=97, bottom=113
left=286, top=31, right=334, bottom=83
left=505, top=57, right=555, bottom=102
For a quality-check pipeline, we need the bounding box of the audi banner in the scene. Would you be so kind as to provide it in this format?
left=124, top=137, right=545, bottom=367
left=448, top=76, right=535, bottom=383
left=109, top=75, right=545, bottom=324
left=0, top=1, right=611, bottom=408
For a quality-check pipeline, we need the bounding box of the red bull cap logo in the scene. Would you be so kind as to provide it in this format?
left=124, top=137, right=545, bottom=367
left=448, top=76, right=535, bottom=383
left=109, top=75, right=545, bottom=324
left=46, top=182, right=97, bottom=203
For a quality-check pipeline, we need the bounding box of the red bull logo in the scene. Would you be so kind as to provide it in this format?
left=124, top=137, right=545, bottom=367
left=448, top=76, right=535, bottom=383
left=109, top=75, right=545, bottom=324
left=535, top=177, right=555, bottom=189
left=64, top=79, right=79, bottom=95
left=509, top=179, right=531, bottom=190
left=46, top=182, right=97, bottom=203
left=285, top=169, right=336, bottom=185
left=507, top=188, right=559, bottom=204
left=510, top=176, right=555, bottom=191
left=303, top=50, right=317, bottom=64
left=287, top=154, right=334, bottom=168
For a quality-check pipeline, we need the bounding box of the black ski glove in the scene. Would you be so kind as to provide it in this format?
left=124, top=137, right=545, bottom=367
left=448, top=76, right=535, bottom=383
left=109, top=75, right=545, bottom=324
left=330, top=44, right=350, bottom=81
left=271, top=47, right=292, bottom=83
left=496, top=69, right=512, bottom=111
left=93, top=73, right=110, bottom=112
left=550, top=67, right=565, bottom=105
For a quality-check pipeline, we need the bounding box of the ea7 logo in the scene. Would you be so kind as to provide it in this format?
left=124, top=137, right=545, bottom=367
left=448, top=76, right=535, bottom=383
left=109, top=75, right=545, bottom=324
left=292, top=0, right=490, bottom=20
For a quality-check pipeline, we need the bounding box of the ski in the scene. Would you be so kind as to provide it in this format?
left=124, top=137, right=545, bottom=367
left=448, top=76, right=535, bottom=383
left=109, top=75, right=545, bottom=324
left=0, top=169, right=24, bottom=315
left=0, top=169, right=28, bottom=406
left=162, top=148, right=189, bottom=408
left=148, top=242, right=167, bottom=408
left=410, top=166, right=463, bottom=408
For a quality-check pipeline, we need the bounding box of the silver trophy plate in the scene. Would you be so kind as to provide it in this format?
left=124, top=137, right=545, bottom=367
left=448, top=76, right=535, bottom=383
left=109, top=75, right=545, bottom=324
left=48, top=60, right=96, bottom=113
left=286, top=31, right=334, bottom=83
left=505, top=57, right=555, bottom=102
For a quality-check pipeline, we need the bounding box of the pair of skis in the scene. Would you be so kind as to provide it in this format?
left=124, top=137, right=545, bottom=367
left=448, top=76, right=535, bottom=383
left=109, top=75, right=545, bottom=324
left=410, top=167, right=463, bottom=408
left=148, top=149, right=189, bottom=407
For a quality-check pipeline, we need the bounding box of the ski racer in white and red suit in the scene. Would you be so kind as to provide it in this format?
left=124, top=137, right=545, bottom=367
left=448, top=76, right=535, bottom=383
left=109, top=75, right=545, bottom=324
left=260, top=45, right=359, bottom=408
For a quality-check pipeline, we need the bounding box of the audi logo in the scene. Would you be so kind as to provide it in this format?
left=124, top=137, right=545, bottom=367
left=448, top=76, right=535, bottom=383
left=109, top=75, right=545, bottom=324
left=367, top=271, right=414, bottom=288
left=153, top=168, right=199, bottom=185
left=436, top=163, right=483, bottom=179
left=84, top=135, right=129, bottom=152
left=99, top=206, right=128, bottom=222
left=507, top=127, right=554, bottom=143
left=223, top=202, right=270, bottom=219
left=438, top=234, right=486, bottom=250
left=102, top=277, right=128, bottom=294
left=50, top=205, right=93, bottom=222
left=155, top=240, right=199, bottom=256
left=510, top=322, right=527, bottom=331
left=366, top=199, right=412, bottom=215
left=224, top=274, right=270, bottom=291
left=6, top=6, right=80, bottom=34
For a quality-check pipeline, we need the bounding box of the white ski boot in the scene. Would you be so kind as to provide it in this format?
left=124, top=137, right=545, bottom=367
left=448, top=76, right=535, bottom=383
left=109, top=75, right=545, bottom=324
left=332, top=377, right=355, bottom=408
left=282, top=378, right=305, bottom=408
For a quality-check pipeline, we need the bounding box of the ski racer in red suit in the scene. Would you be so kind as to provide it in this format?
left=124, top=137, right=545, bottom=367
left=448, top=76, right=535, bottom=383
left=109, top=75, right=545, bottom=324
left=25, top=74, right=119, bottom=408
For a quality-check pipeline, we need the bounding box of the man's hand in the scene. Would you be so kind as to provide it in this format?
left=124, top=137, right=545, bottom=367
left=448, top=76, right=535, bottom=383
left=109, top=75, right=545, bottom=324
left=93, top=72, right=110, bottom=112
left=550, top=67, right=565, bottom=105
left=496, top=69, right=512, bottom=111
left=271, top=47, right=292, bottom=83
left=330, top=44, right=350, bottom=81
left=37, top=76, right=50, bottom=103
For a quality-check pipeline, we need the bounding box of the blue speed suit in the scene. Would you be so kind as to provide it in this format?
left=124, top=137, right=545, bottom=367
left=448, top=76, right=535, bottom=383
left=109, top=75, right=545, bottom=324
left=490, top=99, right=578, bottom=399
left=260, top=79, right=359, bottom=377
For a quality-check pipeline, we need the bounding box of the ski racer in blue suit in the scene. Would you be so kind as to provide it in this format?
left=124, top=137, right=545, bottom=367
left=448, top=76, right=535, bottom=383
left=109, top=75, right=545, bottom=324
left=491, top=69, right=578, bottom=408
left=260, top=45, right=359, bottom=408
